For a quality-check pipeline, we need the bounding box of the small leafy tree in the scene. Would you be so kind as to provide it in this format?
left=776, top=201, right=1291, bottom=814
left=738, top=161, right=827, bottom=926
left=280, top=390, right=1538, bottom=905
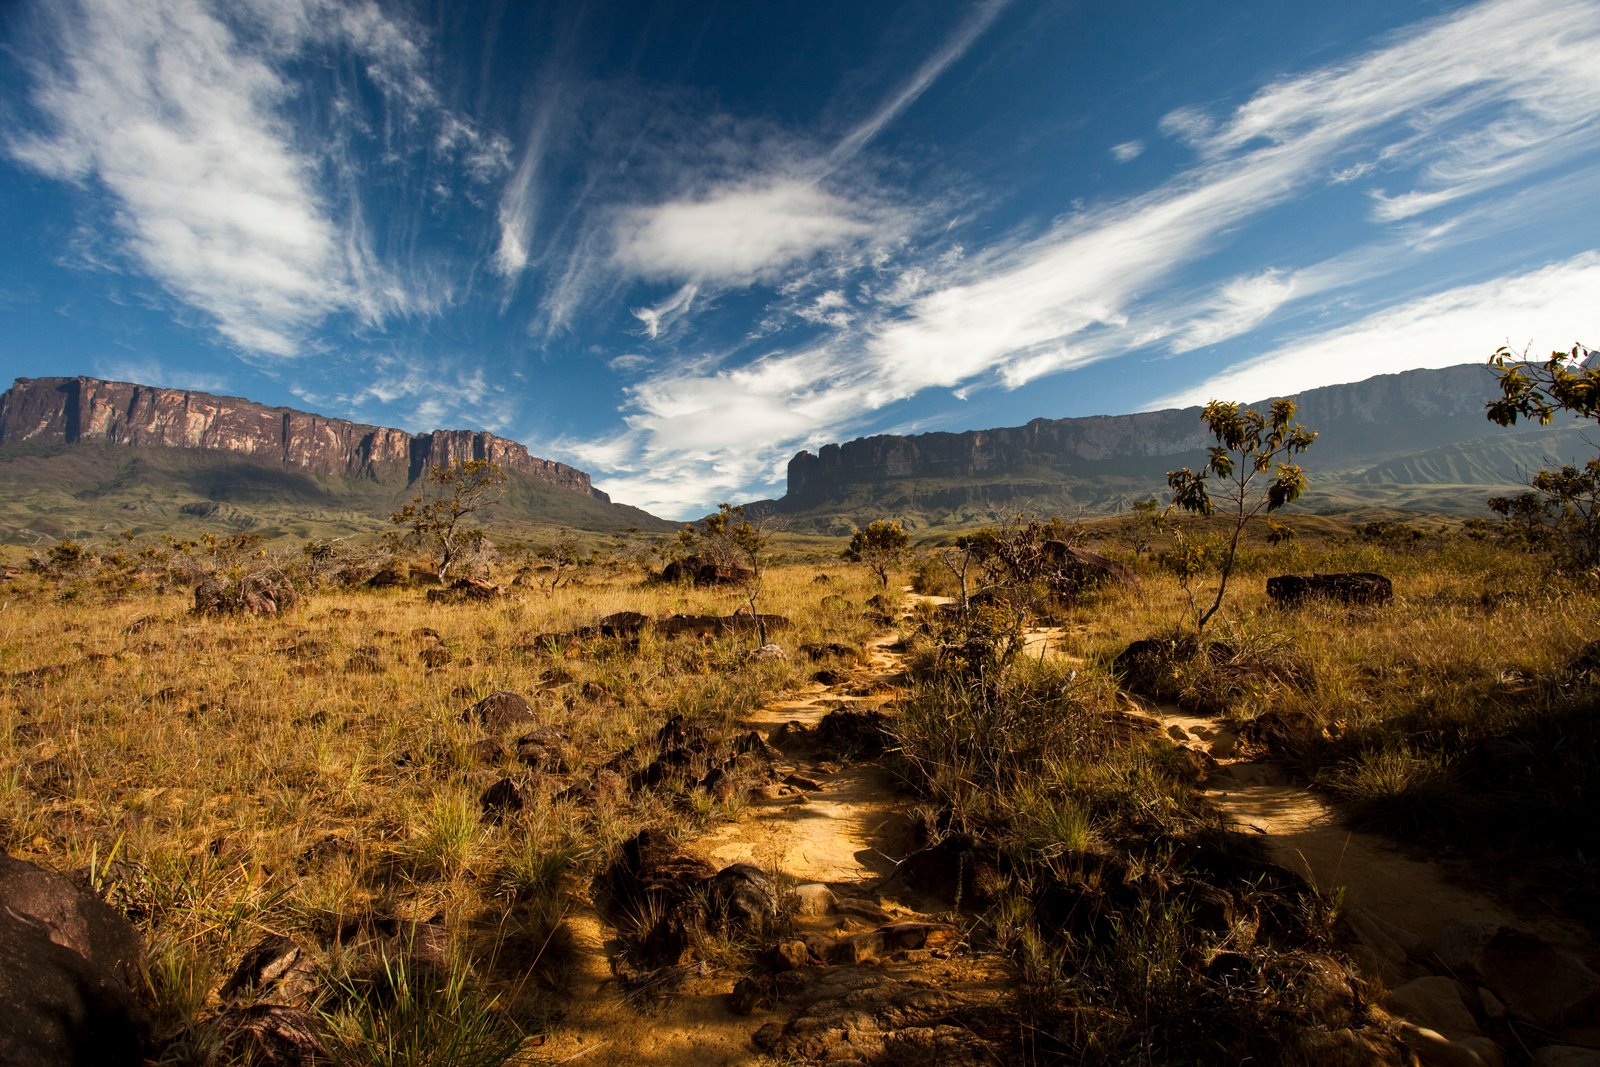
left=843, top=520, right=910, bottom=588
left=391, top=459, right=507, bottom=582
left=1487, top=342, right=1600, bottom=571
left=680, top=503, right=785, bottom=644
left=1167, top=399, right=1316, bottom=632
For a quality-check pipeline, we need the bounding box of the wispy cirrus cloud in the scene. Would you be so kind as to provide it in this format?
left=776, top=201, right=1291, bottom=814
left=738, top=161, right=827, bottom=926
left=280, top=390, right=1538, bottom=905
left=7, top=0, right=468, bottom=357
left=588, top=0, right=1600, bottom=516
left=1150, top=252, right=1600, bottom=409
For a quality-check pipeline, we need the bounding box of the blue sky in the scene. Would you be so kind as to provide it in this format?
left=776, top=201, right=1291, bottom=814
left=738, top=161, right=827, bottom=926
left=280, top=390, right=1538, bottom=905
left=0, top=0, right=1595, bottom=518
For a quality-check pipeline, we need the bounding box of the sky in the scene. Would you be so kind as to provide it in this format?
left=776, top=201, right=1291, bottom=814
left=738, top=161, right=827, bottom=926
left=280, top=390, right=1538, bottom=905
left=0, top=0, right=1596, bottom=519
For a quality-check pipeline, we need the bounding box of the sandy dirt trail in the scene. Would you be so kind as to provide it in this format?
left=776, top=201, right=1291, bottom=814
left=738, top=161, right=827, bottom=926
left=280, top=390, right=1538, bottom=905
left=534, top=606, right=956, bottom=1066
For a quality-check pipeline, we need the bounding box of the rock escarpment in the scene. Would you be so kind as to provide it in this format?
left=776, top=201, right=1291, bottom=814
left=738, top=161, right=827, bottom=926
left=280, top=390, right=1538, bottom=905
left=0, top=376, right=608, bottom=501
left=784, top=363, right=1506, bottom=505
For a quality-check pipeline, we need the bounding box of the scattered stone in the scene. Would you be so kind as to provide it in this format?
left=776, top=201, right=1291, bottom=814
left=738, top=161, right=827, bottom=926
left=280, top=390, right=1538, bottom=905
left=1386, top=976, right=1480, bottom=1041
left=0, top=853, right=149, bottom=1067
left=729, top=974, right=777, bottom=1016
left=826, top=922, right=958, bottom=965
left=1266, top=571, right=1394, bottom=607
left=751, top=968, right=994, bottom=1064
left=513, top=727, right=571, bottom=773
left=220, top=935, right=317, bottom=1004
left=479, top=777, right=526, bottom=822
left=798, top=642, right=855, bottom=661
left=344, top=645, right=384, bottom=673
left=1438, top=921, right=1600, bottom=1028
left=596, top=611, right=651, bottom=638
left=764, top=940, right=811, bottom=972
left=193, top=574, right=299, bottom=617
left=193, top=1004, right=327, bottom=1067
left=463, top=690, right=539, bottom=733
left=426, top=577, right=504, bottom=603
left=791, top=883, right=838, bottom=917
left=706, top=864, right=777, bottom=936
left=1533, top=1047, right=1600, bottom=1067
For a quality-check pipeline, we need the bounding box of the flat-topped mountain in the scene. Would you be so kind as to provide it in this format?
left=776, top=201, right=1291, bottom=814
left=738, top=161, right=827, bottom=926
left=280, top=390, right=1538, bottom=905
left=0, top=376, right=671, bottom=542
left=770, top=363, right=1592, bottom=530
left=0, top=375, right=604, bottom=499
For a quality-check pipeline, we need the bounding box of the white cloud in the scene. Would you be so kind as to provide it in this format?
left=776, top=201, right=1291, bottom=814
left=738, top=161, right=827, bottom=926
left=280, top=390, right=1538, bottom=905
left=587, top=0, right=1600, bottom=516
left=7, top=0, right=454, bottom=357
left=493, top=100, right=558, bottom=279
left=632, top=283, right=699, bottom=339
left=1110, top=140, right=1144, bottom=162
left=1148, top=252, right=1600, bottom=409
left=612, top=179, right=881, bottom=285
left=1169, top=270, right=1298, bottom=352
left=827, top=0, right=1010, bottom=167
left=607, top=353, right=652, bottom=373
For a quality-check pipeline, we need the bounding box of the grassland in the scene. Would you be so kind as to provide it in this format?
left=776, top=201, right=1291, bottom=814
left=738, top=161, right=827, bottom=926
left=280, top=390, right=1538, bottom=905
left=2, top=514, right=1597, bottom=1064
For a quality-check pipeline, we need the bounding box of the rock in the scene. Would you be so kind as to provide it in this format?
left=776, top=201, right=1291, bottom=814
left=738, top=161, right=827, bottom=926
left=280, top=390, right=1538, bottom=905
left=419, top=645, right=452, bottom=667
left=1533, top=1047, right=1600, bottom=1067
left=705, top=864, right=777, bottom=936
left=596, top=611, right=651, bottom=638
left=513, top=727, right=570, bottom=773
left=881, top=833, right=1006, bottom=908
left=751, top=968, right=993, bottom=1064
left=463, top=690, right=538, bottom=733
left=748, top=643, right=787, bottom=661
left=1296, top=1026, right=1414, bottom=1066
left=791, top=883, right=838, bottom=917
left=220, top=935, right=317, bottom=1005
left=426, top=577, right=504, bottom=603
left=0, top=853, right=149, bottom=1066
left=1267, top=571, right=1394, bottom=607
left=813, top=708, right=891, bottom=758
left=1437, top=921, right=1600, bottom=1028
left=827, top=923, right=958, bottom=965
left=798, top=642, right=855, bottom=661
left=593, top=830, right=718, bottom=970
left=1394, top=1022, right=1504, bottom=1067
left=193, top=1004, right=328, bottom=1067
left=783, top=773, right=824, bottom=791
left=193, top=574, right=299, bottom=617
left=764, top=940, right=811, bottom=972
left=344, top=646, right=383, bottom=673
left=479, top=777, right=526, bottom=822
left=1387, top=976, right=1480, bottom=1040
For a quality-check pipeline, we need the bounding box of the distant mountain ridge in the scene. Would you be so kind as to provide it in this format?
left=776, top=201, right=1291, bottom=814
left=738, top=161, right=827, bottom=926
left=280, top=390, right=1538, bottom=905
left=771, top=363, right=1591, bottom=529
left=0, top=375, right=673, bottom=543
left=0, top=375, right=606, bottom=500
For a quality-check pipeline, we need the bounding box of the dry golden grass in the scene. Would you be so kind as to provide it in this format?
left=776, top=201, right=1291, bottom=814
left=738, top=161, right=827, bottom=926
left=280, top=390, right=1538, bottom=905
left=0, top=555, right=879, bottom=1056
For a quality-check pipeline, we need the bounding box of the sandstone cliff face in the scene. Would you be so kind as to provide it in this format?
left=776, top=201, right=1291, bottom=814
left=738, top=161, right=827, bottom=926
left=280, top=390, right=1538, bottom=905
left=0, top=377, right=609, bottom=501
left=785, top=363, right=1501, bottom=502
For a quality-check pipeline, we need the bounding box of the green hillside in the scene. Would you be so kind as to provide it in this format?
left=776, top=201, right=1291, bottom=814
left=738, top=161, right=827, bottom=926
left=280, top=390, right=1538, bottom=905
left=0, top=442, right=673, bottom=546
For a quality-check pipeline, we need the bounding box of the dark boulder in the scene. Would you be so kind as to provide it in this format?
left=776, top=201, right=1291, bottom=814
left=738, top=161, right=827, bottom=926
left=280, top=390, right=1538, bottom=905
left=426, top=577, right=504, bottom=603
left=704, top=863, right=777, bottom=936
left=463, top=690, right=538, bottom=733
left=1267, top=572, right=1393, bottom=607
left=0, top=853, right=149, bottom=1066
left=596, top=611, right=651, bottom=638
left=193, top=574, right=299, bottom=617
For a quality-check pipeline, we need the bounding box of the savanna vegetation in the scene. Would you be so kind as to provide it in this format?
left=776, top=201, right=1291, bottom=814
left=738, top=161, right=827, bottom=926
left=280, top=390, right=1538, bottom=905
left=4, top=355, right=1599, bottom=1065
